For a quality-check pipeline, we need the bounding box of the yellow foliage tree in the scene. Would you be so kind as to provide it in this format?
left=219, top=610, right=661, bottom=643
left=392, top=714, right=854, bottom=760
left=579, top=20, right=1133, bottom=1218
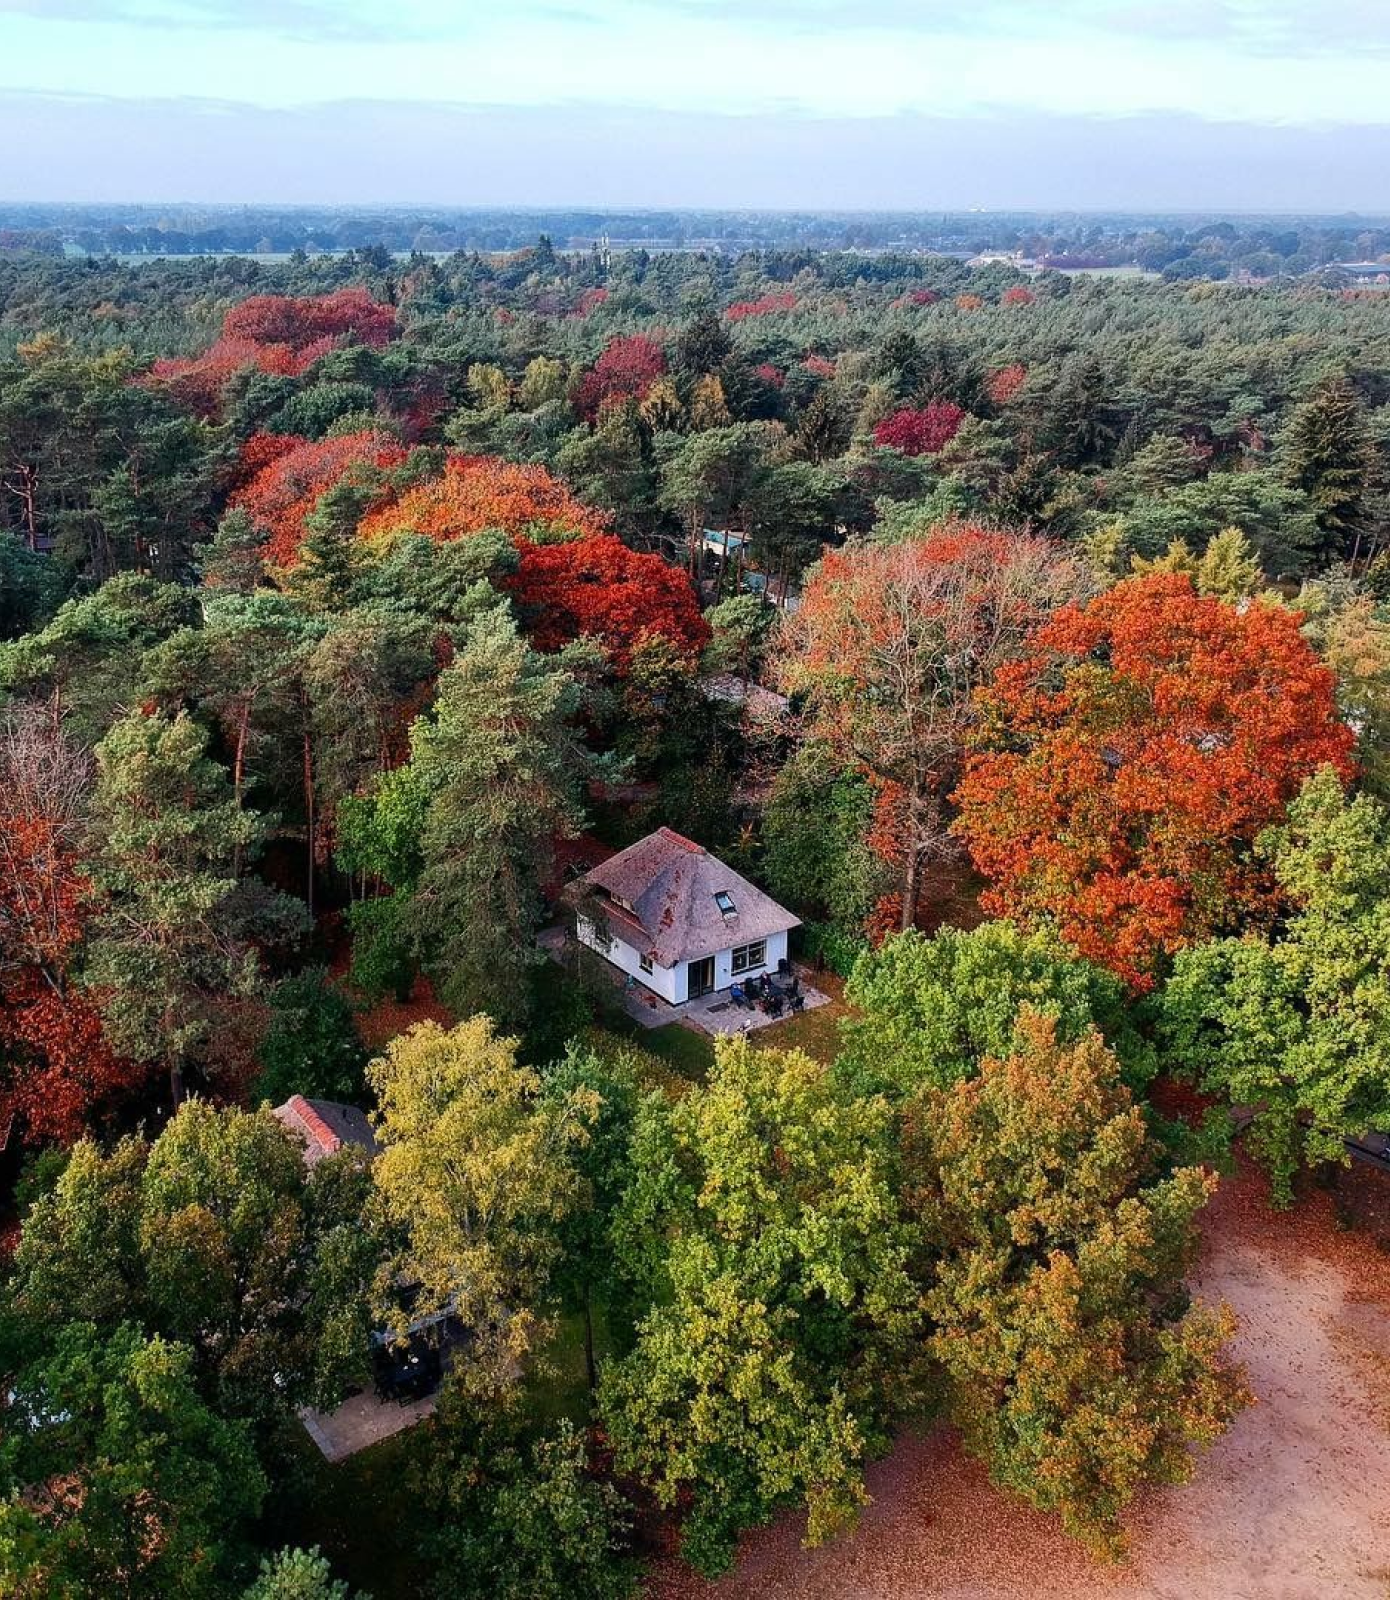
left=368, top=1016, right=597, bottom=1396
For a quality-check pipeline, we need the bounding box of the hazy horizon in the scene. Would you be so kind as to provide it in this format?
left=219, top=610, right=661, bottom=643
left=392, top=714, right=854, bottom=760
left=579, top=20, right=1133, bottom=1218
left=2, top=2, right=1390, bottom=211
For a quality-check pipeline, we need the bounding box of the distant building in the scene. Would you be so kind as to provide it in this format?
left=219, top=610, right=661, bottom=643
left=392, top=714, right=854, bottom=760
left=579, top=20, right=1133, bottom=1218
left=575, top=827, right=799, bottom=1005
left=1336, top=262, right=1390, bottom=285
left=968, top=249, right=1039, bottom=271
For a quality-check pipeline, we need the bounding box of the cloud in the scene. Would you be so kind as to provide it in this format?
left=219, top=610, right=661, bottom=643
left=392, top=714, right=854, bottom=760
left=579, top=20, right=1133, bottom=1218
left=650, top=0, right=1390, bottom=55
left=0, top=1, right=424, bottom=42
left=4, top=89, right=1390, bottom=212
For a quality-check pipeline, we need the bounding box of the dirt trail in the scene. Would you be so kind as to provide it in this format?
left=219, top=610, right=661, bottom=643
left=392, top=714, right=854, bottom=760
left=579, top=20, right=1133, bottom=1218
left=649, top=1164, right=1390, bottom=1600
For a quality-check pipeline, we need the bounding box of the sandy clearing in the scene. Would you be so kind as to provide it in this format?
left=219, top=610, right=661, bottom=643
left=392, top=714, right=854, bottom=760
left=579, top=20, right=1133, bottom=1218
left=649, top=1163, right=1390, bottom=1600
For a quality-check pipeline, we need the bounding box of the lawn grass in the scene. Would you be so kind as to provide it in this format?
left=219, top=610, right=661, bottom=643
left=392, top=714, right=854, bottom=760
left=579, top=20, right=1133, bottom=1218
left=750, top=996, right=850, bottom=1065
left=633, top=1023, right=716, bottom=1081
left=523, top=1306, right=610, bottom=1433
left=264, top=1421, right=433, bottom=1600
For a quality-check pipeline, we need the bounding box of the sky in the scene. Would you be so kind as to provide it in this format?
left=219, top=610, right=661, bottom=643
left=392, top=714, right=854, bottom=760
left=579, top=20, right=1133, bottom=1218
left=2, top=0, right=1390, bottom=209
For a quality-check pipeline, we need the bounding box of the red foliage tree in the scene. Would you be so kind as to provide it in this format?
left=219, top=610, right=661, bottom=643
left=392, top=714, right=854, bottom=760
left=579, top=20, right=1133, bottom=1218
left=726, top=291, right=798, bottom=321
left=360, top=454, right=610, bottom=549
left=149, top=289, right=397, bottom=416
left=753, top=362, right=786, bottom=388
left=801, top=354, right=837, bottom=379
left=1000, top=286, right=1037, bottom=307
left=571, top=334, right=666, bottom=421
left=953, top=574, right=1358, bottom=990
left=987, top=363, right=1028, bottom=406
left=908, top=288, right=941, bottom=306
left=231, top=429, right=407, bottom=567
left=873, top=402, right=967, bottom=456
left=221, top=288, right=396, bottom=350
left=0, top=711, right=146, bottom=1144
left=574, top=287, right=611, bottom=317
left=503, top=533, right=710, bottom=672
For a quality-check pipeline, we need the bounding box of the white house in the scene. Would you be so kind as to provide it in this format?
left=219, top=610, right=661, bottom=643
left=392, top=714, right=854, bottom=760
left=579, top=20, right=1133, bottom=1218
left=575, top=827, right=800, bottom=1005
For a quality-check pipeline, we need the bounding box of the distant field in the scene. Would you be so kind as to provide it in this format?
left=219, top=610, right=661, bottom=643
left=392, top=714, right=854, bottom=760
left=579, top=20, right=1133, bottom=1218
left=1061, top=264, right=1162, bottom=278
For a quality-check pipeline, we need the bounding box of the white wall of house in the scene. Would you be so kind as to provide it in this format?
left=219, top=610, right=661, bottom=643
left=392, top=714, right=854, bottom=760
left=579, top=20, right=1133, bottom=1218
left=701, top=929, right=788, bottom=999
left=576, top=916, right=682, bottom=1005
left=579, top=918, right=791, bottom=1006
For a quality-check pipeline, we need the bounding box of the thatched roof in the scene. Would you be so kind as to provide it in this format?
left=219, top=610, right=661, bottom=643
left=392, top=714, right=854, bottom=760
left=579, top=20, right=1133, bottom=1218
left=582, top=827, right=798, bottom=967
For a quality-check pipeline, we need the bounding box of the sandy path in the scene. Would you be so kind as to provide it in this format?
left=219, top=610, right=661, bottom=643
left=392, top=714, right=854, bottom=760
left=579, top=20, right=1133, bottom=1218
left=649, top=1165, right=1390, bottom=1600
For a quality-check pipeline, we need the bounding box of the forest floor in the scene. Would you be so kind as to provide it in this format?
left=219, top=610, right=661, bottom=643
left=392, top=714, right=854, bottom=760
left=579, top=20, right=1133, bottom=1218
left=648, top=1157, right=1390, bottom=1600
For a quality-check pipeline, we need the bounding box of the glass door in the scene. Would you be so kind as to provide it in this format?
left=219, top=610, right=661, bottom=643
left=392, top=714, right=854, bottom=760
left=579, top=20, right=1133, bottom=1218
left=688, top=956, right=715, bottom=998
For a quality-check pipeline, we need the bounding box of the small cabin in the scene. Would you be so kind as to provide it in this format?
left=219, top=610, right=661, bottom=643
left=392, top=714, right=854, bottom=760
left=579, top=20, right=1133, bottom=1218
left=575, top=827, right=799, bottom=1005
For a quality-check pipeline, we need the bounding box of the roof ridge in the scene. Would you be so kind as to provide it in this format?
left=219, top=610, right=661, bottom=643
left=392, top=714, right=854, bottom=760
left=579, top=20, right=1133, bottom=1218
left=656, top=826, right=704, bottom=853
left=286, top=1094, right=342, bottom=1155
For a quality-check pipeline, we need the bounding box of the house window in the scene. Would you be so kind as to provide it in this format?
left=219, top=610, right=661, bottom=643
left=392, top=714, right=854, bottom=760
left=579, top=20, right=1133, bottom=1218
left=730, top=940, right=766, bottom=974
left=639, top=953, right=654, bottom=973
left=714, top=891, right=737, bottom=916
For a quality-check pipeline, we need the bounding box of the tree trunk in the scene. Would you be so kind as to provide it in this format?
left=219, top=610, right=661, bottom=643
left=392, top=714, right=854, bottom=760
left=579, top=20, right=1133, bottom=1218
left=689, top=507, right=702, bottom=578
left=302, top=728, right=316, bottom=919
left=582, top=1286, right=597, bottom=1392
left=169, top=1061, right=185, bottom=1111
left=232, top=702, right=251, bottom=876
left=901, top=846, right=921, bottom=933
left=901, top=774, right=924, bottom=933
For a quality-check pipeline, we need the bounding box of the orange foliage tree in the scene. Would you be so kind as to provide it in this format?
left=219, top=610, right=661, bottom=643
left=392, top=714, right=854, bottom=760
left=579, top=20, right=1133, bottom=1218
left=781, top=527, right=1089, bottom=931
left=953, top=574, right=1357, bottom=989
left=503, top=533, right=710, bottom=673
left=231, top=429, right=407, bottom=567
left=987, top=363, right=1028, bottom=406
left=0, top=710, right=145, bottom=1142
left=359, top=454, right=610, bottom=548
left=149, top=288, right=397, bottom=415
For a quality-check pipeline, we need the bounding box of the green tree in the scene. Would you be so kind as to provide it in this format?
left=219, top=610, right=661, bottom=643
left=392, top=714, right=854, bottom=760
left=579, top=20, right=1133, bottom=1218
left=657, top=422, right=774, bottom=573
left=0, top=531, right=64, bottom=640
left=401, top=608, right=591, bottom=1024
left=1302, top=589, right=1390, bottom=800
left=1107, top=471, right=1319, bottom=578
left=762, top=744, right=890, bottom=939
left=842, top=921, right=1154, bottom=1097
left=601, top=1038, right=920, bottom=1576
left=905, top=1015, right=1248, bottom=1556
left=282, top=478, right=377, bottom=614
left=0, top=1322, right=266, bottom=1599
left=0, top=573, right=198, bottom=745
left=543, top=1041, right=641, bottom=1388
left=1280, top=376, right=1373, bottom=564
left=8, top=1104, right=377, bottom=1421
left=518, top=356, right=569, bottom=412
left=1160, top=769, right=1390, bottom=1201
left=199, top=507, right=269, bottom=595
left=702, top=593, right=775, bottom=678
left=673, top=306, right=733, bottom=376
left=368, top=1017, right=597, bottom=1395
left=257, top=968, right=368, bottom=1107
left=416, top=1404, right=634, bottom=1600
left=555, top=400, right=655, bottom=540
left=242, top=1546, right=357, bottom=1600
left=84, top=709, right=302, bottom=1105
left=1194, top=524, right=1264, bottom=599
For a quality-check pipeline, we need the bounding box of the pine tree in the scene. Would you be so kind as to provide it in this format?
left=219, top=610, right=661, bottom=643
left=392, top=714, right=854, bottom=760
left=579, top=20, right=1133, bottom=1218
left=1280, top=376, right=1373, bottom=563
left=283, top=478, right=376, bottom=612
left=84, top=709, right=302, bottom=1106
left=199, top=507, right=269, bottom=594
left=1195, top=526, right=1264, bottom=599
